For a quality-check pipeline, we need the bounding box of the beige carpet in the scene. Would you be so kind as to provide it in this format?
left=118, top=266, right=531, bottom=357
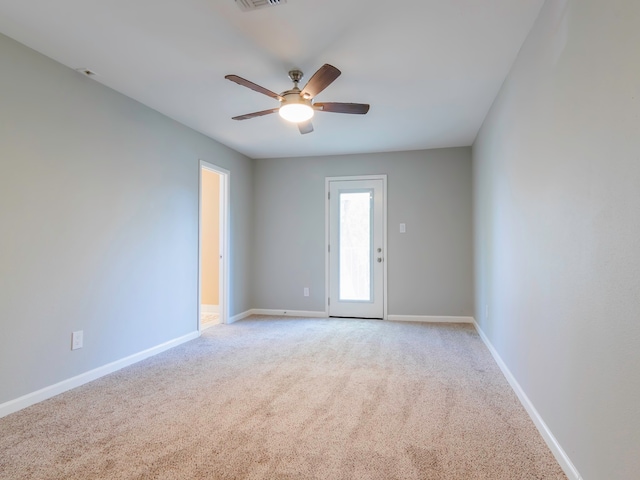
left=0, top=316, right=566, bottom=479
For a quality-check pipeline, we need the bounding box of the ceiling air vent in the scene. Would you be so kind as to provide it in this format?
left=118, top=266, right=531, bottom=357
left=235, top=0, right=287, bottom=12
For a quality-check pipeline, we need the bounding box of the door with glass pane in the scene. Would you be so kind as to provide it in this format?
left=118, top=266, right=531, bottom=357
left=328, top=177, right=385, bottom=319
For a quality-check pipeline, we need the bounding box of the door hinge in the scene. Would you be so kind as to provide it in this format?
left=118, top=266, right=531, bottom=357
left=328, top=191, right=330, bottom=200
left=328, top=297, right=330, bottom=305
left=328, top=244, right=330, bottom=253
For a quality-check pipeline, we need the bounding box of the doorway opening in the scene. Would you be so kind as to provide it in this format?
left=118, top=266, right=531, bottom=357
left=325, top=175, right=387, bottom=320
left=199, top=161, right=230, bottom=331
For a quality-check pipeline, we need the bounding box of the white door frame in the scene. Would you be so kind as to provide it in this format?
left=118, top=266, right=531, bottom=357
left=198, top=160, right=230, bottom=331
left=325, top=174, right=388, bottom=320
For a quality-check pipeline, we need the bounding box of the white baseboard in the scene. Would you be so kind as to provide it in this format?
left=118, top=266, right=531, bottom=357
left=473, top=320, right=583, bottom=480
left=249, top=309, right=328, bottom=318
left=387, top=314, right=474, bottom=324
left=0, top=331, right=200, bottom=419
left=200, top=304, right=219, bottom=314
left=232, top=311, right=472, bottom=323
left=228, top=309, right=253, bottom=324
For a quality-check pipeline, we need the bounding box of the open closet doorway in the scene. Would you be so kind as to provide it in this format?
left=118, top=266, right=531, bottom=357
left=199, top=160, right=230, bottom=331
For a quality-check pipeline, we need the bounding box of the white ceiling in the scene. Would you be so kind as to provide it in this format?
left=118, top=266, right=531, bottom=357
left=0, top=0, right=544, bottom=159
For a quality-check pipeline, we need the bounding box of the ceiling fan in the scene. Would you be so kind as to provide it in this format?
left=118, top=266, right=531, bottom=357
left=225, top=64, right=370, bottom=135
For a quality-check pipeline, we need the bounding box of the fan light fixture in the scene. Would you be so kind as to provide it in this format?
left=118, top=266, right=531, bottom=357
left=279, top=103, right=314, bottom=123
left=279, top=92, right=314, bottom=123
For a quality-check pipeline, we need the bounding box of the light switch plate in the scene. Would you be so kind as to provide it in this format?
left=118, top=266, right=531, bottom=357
left=400, top=223, right=406, bottom=233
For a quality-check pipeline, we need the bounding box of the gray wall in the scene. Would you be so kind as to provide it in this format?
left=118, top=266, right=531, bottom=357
left=253, top=148, right=473, bottom=316
left=473, top=0, right=640, bottom=478
left=0, top=33, right=253, bottom=404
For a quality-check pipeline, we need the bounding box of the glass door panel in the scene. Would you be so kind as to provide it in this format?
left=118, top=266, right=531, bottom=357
left=339, top=190, right=373, bottom=302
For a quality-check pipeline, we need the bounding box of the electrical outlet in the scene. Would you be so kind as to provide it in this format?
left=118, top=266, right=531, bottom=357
left=304, top=287, right=309, bottom=297
left=71, top=330, right=83, bottom=350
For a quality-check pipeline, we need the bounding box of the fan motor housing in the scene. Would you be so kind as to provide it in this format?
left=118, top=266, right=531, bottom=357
left=280, top=89, right=312, bottom=108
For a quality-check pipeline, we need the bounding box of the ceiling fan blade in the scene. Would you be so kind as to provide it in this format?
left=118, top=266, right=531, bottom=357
left=314, top=102, right=370, bottom=114
left=298, top=120, right=314, bottom=135
left=232, top=108, right=279, bottom=121
left=225, top=75, right=282, bottom=100
left=300, top=64, right=341, bottom=99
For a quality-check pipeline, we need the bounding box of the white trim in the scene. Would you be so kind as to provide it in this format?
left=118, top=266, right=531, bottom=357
left=228, top=309, right=253, bottom=324
left=250, top=309, right=327, bottom=318
left=197, top=163, right=203, bottom=332
left=473, top=320, right=583, bottom=480
left=198, top=160, right=230, bottom=332
left=325, top=179, right=330, bottom=318
left=200, top=304, right=219, bottom=314
left=387, top=315, right=474, bottom=324
left=0, top=331, right=199, bottom=419
left=230, top=309, right=376, bottom=323
left=220, top=168, right=230, bottom=325
left=325, top=174, right=388, bottom=320
left=382, top=176, right=388, bottom=321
